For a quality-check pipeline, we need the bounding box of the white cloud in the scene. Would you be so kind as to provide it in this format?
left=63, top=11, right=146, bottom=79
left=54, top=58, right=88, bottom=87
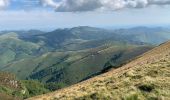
left=1, top=0, right=170, bottom=11
left=40, top=0, right=61, bottom=8
left=0, top=6, right=170, bottom=30
left=0, top=0, right=10, bottom=10
left=40, top=0, right=170, bottom=12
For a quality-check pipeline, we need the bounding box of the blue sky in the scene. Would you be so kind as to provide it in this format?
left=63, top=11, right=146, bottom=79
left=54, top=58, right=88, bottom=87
left=0, top=0, right=170, bottom=30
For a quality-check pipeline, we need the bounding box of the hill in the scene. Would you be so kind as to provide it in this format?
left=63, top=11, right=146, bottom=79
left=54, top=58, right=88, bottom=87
left=27, top=41, right=170, bottom=100
left=19, top=26, right=115, bottom=50
left=0, top=32, right=43, bottom=68
left=0, top=26, right=170, bottom=99
left=0, top=26, right=154, bottom=96
left=2, top=41, right=152, bottom=85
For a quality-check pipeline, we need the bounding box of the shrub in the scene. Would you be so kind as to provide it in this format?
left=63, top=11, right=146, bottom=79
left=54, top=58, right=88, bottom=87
left=0, top=85, right=13, bottom=95
left=138, top=84, right=155, bottom=92
left=45, top=82, right=67, bottom=91
left=21, top=80, right=49, bottom=97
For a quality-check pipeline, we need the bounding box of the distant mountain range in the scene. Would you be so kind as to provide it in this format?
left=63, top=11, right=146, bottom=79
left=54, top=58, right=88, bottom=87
left=1, top=26, right=169, bottom=51
left=114, top=26, right=170, bottom=44
left=0, top=26, right=170, bottom=99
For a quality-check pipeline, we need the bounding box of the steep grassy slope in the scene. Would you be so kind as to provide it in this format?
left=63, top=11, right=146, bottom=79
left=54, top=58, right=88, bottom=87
left=28, top=41, right=170, bottom=100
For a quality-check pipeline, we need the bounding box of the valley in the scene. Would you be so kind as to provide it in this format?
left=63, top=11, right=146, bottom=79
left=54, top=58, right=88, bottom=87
left=1, top=0, right=170, bottom=99
left=28, top=36, right=170, bottom=100
left=0, top=26, right=170, bottom=99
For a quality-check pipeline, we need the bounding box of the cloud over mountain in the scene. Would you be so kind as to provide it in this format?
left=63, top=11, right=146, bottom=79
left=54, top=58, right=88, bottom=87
left=40, top=0, right=170, bottom=12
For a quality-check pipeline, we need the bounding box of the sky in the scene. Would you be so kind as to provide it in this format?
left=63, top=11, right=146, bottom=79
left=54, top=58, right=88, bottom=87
left=0, top=0, right=170, bottom=30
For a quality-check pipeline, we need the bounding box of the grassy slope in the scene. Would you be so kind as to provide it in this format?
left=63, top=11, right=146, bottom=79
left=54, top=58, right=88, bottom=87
left=3, top=42, right=152, bottom=85
left=0, top=33, right=41, bottom=68
left=27, top=41, right=170, bottom=100
left=0, top=93, right=21, bottom=100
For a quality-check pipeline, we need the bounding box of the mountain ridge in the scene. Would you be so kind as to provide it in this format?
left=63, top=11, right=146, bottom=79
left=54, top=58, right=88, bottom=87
left=27, top=40, right=170, bottom=100
left=0, top=26, right=170, bottom=99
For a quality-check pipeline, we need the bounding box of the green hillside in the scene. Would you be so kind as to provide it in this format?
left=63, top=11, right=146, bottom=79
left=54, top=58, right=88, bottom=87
left=0, top=72, right=53, bottom=99
left=27, top=40, right=170, bottom=100
left=1, top=26, right=170, bottom=99
left=3, top=41, right=153, bottom=86
left=0, top=33, right=41, bottom=68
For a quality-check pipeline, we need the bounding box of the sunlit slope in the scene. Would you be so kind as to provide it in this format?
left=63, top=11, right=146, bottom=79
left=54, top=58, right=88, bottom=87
left=28, top=41, right=170, bottom=100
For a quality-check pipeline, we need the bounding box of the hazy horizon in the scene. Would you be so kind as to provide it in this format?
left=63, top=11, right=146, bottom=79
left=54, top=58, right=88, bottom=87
left=0, top=0, right=170, bottom=30
left=0, top=24, right=170, bottom=32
